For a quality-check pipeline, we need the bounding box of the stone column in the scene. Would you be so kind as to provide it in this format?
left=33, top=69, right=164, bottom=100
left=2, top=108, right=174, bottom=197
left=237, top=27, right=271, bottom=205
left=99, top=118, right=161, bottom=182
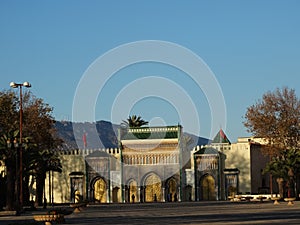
left=162, top=187, right=165, bottom=202
left=178, top=187, right=181, bottom=202
left=107, top=188, right=110, bottom=203
left=138, top=187, right=141, bottom=203
left=122, top=187, right=126, bottom=203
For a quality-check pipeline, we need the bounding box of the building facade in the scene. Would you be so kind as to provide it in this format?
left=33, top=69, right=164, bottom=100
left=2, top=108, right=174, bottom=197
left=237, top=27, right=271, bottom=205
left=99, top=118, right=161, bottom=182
left=30, top=126, right=273, bottom=204
left=120, top=126, right=184, bottom=202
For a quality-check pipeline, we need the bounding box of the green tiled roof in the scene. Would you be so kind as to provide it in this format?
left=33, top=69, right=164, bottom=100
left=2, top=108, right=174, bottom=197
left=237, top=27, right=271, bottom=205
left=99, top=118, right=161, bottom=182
left=194, top=147, right=219, bottom=155
left=211, top=129, right=231, bottom=144
left=121, top=126, right=180, bottom=140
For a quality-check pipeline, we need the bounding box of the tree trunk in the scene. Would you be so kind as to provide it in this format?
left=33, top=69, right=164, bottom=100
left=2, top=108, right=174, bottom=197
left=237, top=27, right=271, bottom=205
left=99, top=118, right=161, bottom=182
left=277, top=178, right=284, bottom=199
left=0, top=175, right=6, bottom=209
left=35, top=173, right=45, bottom=207
left=295, top=175, right=300, bottom=200
left=5, top=162, right=15, bottom=210
left=23, top=175, right=30, bottom=206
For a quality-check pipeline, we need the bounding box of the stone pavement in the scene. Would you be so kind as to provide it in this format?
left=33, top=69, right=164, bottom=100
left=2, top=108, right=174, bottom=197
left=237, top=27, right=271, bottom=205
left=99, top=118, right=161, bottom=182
left=1, top=201, right=300, bottom=224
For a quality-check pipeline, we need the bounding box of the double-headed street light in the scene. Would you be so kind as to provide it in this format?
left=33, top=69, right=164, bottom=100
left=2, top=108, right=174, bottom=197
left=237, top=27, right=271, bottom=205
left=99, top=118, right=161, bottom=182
left=10, top=81, right=31, bottom=209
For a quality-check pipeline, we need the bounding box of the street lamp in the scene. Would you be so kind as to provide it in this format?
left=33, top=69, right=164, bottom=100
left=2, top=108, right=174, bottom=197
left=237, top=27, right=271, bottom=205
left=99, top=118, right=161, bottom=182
left=10, top=81, right=31, bottom=209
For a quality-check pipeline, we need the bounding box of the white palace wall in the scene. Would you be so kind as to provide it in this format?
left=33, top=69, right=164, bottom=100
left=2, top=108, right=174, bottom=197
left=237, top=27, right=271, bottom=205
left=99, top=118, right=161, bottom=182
left=44, top=148, right=120, bottom=204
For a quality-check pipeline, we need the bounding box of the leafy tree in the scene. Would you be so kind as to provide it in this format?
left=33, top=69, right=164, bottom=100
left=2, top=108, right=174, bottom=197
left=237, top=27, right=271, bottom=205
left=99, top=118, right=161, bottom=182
left=0, top=133, right=17, bottom=210
left=27, top=149, right=62, bottom=207
left=244, top=87, right=300, bottom=197
left=244, top=87, right=300, bottom=154
left=263, top=149, right=300, bottom=198
left=0, top=91, right=18, bottom=134
left=22, top=91, right=63, bottom=206
left=0, top=90, right=62, bottom=209
left=122, top=115, right=149, bottom=128
left=21, top=92, right=63, bottom=206
left=0, top=91, right=19, bottom=210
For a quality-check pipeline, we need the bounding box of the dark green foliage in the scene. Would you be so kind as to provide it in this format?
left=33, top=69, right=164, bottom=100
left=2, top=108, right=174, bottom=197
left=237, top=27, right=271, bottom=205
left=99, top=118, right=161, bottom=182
left=245, top=87, right=300, bottom=197
left=121, top=115, right=149, bottom=128
left=0, top=90, right=62, bottom=208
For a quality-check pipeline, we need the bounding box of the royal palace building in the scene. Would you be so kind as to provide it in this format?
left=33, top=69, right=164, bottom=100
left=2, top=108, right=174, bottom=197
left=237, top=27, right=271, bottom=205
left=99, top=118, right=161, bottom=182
left=1, top=125, right=274, bottom=204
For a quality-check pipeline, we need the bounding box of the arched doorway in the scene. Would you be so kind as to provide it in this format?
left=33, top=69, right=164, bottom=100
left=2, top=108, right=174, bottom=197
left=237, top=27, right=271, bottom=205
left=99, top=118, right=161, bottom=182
left=200, top=174, right=216, bottom=200
left=93, top=178, right=107, bottom=203
left=144, top=173, right=161, bottom=202
left=166, top=177, right=177, bottom=202
left=129, top=180, right=137, bottom=203
left=112, top=187, right=119, bottom=203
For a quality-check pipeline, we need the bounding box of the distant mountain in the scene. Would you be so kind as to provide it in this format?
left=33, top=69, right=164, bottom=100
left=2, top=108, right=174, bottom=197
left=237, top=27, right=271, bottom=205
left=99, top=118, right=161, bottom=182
left=55, top=120, right=119, bottom=149
left=184, top=132, right=210, bottom=150
left=55, top=120, right=209, bottom=150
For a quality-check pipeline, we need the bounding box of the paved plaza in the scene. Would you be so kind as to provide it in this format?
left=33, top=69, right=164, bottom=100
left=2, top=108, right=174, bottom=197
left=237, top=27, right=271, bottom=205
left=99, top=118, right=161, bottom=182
left=1, top=201, right=300, bottom=224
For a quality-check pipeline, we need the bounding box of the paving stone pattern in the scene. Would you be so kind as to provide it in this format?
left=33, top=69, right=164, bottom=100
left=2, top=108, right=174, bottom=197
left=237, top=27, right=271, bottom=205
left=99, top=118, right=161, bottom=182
left=1, top=201, right=300, bottom=225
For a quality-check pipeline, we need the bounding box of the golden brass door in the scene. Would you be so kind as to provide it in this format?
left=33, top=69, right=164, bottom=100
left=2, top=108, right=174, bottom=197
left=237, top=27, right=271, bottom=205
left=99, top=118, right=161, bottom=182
left=201, top=175, right=216, bottom=200
left=145, top=174, right=161, bottom=202
left=112, top=187, right=119, bottom=203
left=129, top=180, right=137, bottom=203
left=167, top=178, right=177, bottom=202
left=94, top=178, right=107, bottom=203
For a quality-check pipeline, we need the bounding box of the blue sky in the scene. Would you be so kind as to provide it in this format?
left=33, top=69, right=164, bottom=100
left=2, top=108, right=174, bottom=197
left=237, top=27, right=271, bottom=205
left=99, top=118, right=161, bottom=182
left=1, top=0, right=300, bottom=141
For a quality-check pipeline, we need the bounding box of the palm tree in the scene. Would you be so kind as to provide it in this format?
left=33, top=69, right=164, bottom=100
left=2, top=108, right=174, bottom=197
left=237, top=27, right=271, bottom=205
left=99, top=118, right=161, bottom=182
left=264, top=156, right=286, bottom=198
left=263, top=149, right=300, bottom=198
left=28, top=149, right=62, bottom=207
left=121, top=115, right=148, bottom=128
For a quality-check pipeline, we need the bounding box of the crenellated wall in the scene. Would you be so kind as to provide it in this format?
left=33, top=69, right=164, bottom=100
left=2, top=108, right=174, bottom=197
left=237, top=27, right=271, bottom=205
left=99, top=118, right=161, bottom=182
left=44, top=148, right=121, bottom=204
left=59, top=148, right=120, bottom=156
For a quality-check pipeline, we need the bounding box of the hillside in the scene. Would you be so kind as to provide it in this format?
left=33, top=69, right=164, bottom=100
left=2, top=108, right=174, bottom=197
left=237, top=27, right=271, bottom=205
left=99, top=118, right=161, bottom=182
left=55, top=120, right=119, bottom=149
left=55, top=120, right=209, bottom=150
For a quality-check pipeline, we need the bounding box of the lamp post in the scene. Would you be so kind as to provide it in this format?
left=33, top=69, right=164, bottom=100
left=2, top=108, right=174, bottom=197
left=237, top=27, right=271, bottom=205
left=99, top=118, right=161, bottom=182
left=10, top=81, right=31, bottom=209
